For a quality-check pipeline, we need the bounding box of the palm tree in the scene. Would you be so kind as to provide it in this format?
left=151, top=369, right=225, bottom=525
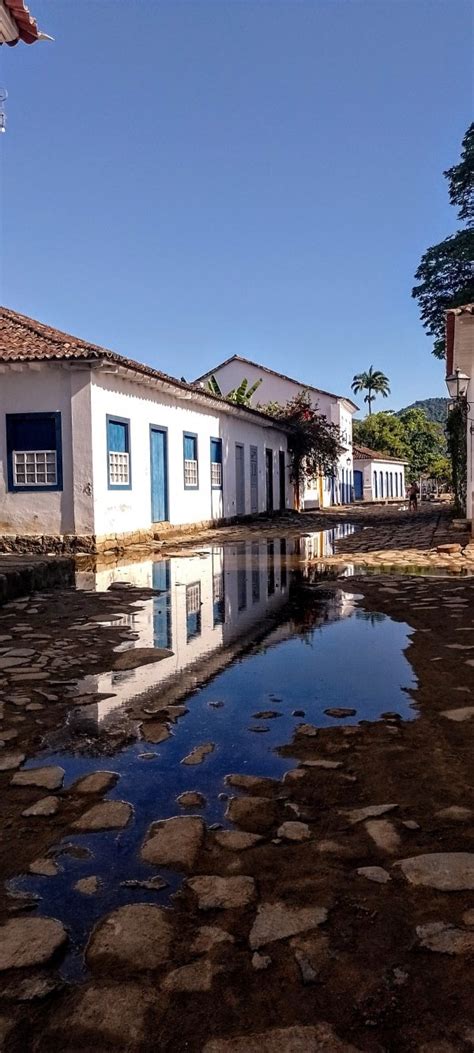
left=351, top=366, right=391, bottom=415
left=206, top=374, right=262, bottom=406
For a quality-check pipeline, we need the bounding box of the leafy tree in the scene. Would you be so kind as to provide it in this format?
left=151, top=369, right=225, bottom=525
left=206, top=374, right=262, bottom=406
left=399, top=408, right=447, bottom=480
left=351, top=366, right=390, bottom=414
left=260, top=390, right=342, bottom=508
left=445, top=122, right=474, bottom=224
left=354, top=409, right=447, bottom=482
left=353, top=412, right=406, bottom=457
left=412, top=123, right=474, bottom=358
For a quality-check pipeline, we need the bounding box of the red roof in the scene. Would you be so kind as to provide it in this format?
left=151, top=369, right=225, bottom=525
left=0, top=307, right=292, bottom=430
left=353, top=443, right=408, bottom=465
left=2, top=0, right=44, bottom=44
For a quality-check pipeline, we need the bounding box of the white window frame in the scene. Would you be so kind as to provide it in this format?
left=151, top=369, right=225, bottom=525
left=108, top=450, right=130, bottom=487
left=13, top=450, right=57, bottom=488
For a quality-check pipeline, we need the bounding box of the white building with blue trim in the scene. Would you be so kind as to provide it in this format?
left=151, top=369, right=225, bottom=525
left=195, top=355, right=358, bottom=508
left=0, top=309, right=293, bottom=552
left=353, top=444, right=408, bottom=503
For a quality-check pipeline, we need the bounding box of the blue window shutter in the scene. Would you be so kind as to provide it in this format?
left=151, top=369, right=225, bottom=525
left=184, top=434, right=196, bottom=460
left=108, top=420, right=128, bottom=452
left=8, top=415, right=56, bottom=451
left=211, top=439, right=222, bottom=464
left=6, top=412, right=63, bottom=492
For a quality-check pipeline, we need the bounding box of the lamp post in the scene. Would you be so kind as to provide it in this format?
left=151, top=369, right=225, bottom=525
left=446, top=368, right=470, bottom=401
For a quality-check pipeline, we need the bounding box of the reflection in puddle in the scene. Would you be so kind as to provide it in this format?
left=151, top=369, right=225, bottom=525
left=13, top=527, right=418, bottom=980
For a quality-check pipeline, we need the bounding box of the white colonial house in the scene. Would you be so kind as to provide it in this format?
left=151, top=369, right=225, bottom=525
left=353, top=444, right=408, bottom=502
left=445, top=303, right=474, bottom=523
left=0, top=309, right=293, bottom=552
left=195, top=355, right=357, bottom=508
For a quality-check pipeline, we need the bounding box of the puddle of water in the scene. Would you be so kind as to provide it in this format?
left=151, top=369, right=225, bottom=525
left=12, top=529, right=417, bottom=980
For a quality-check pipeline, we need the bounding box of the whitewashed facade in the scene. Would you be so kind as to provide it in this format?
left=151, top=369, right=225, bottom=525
left=195, top=355, right=357, bottom=508
left=0, top=310, right=292, bottom=549
left=353, top=445, right=407, bottom=503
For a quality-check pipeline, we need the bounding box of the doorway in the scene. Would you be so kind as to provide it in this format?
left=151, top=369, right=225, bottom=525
left=250, top=446, right=258, bottom=514
left=278, top=451, right=286, bottom=511
left=265, top=448, right=273, bottom=513
left=235, top=443, right=245, bottom=516
left=150, top=427, right=168, bottom=523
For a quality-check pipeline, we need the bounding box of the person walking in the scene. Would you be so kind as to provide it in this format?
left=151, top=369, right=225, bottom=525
left=408, top=481, right=419, bottom=512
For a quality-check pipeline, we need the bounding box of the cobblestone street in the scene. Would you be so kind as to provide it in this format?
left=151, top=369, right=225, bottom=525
left=0, top=511, right=473, bottom=1052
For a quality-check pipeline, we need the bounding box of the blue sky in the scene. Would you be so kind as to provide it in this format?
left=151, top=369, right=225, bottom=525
left=1, top=0, right=472, bottom=412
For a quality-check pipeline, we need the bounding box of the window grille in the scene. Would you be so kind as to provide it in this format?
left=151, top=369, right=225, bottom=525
left=13, top=450, right=57, bottom=487
left=109, top=450, right=130, bottom=486
left=211, top=462, right=222, bottom=488
left=184, top=459, right=198, bottom=487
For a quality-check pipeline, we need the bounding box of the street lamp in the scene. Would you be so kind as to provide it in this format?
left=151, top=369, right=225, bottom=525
left=446, top=368, right=470, bottom=400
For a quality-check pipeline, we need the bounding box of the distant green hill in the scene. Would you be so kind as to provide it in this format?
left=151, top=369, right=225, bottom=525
left=396, top=397, right=449, bottom=425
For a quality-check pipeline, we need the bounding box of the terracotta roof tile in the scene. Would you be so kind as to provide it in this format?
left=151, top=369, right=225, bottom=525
left=0, top=307, right=291, bottom=429
left=2, top=0, right=43, bottom=44
left=353, top=442, right=408, bottom=465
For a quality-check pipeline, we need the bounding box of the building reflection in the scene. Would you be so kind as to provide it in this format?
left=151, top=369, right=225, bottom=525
left=74, top=539, right=292, bottom=722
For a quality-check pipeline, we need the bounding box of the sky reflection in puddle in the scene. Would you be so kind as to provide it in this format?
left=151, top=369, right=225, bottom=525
left=12, top=528, right=417, bottom=980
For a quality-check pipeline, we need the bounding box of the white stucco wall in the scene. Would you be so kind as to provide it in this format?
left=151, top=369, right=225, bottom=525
left=1, top=363, right=291, bottom=539
left=354, top=457, right=406, bottom=502
left=90, top=370, right=290, bottom=537
left=0, top=365, right=93, bottom=535
left=199, top=360, right=355, bottom=507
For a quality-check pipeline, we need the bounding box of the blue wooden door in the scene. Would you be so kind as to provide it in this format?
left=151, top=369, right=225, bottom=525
left=354, top=470, right=363, bottom=499
left=150, top=428, right=168, bottom=522
left=250, top=446, right=258, bottom=513
left=235, top=444, right=245, bottom=515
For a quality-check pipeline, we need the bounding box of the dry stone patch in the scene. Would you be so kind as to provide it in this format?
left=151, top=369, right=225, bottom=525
left=72, top=800, right=132, bottom=831
left=365, top=819, right=400, bottom=853
left=22, top=795, right=59, bottom=817
left=0, top=917, right=67, bottom=970
left=249, top=902, right=328, bottom=949
left=191, top=926, right=234, bottom=954
left=395, top=853, right=474, bottom=891
left=277, top=822, right=311, bottom=842
left=226, top=796, right=279, bottom=833
left=441, top=706, right=474, bottom=721
left=142, top=722, right=171, bottom=744
left=162, top=958, right=213, bottom=992
left=181, top=742, right=215, bottom=765
left=342, top=803, right=398, bottom=825
left=11, top=765, right=64, bottom=790
left=356, top=866, right=391, bottom=884
left=86, top=903, right=172, bottom=971
left=74, top=876, right=100, bottom=895
left=214, top=830, right=263, bottom=851
left=71, top=770, right=118, bottom=795
left=416, top=921, right=474, bottom=955
left=141, top=815, right=205, bottom=869
left=188, top=875, right=256, bottom=910
left=0, top=752, right=25, bottom=772
left=54, top=983, right=156, bottom=1046
left=29, top=857, right=59, bottom=877
left=177, top=791, right=206, bottom=808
